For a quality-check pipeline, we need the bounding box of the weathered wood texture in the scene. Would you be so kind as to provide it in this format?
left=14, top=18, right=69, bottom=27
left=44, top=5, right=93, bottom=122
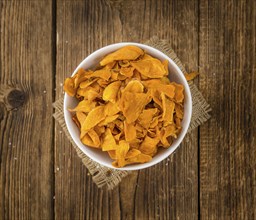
left=0, top=0, right=54, bottom=220
left=199, top=0, right=256, bottom=219
left=55, top=0, right=198, bottom=219
left=1, top=0, right=255, bottom=220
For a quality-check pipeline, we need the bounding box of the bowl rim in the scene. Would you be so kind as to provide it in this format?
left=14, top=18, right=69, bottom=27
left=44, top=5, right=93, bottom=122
left=64, top=42, right=192, bottom=170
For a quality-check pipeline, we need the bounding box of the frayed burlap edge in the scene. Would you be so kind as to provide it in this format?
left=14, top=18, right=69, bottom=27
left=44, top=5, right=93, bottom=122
left=53, top=37, right=211, bottom=190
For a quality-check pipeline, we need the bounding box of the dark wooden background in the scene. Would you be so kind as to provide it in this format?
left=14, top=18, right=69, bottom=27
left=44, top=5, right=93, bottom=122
left=0, top=0, right=255, bottom=219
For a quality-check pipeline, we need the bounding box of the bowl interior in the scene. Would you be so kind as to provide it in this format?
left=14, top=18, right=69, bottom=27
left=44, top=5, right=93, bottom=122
left=64, top=42, right=192, bottom=170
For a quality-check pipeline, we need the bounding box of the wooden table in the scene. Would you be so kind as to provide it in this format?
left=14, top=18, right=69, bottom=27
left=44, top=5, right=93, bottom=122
left=0, top=0, right=255, bottom=219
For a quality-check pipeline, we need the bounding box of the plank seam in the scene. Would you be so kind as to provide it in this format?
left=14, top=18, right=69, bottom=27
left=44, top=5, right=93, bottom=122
left=51, top=0, right=57, bottom=219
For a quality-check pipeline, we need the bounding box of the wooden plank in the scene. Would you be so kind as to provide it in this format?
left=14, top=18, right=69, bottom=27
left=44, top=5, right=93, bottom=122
left=55, top=0, right=199, bottom=219
left=55, top=1, right=121, bottom=219
left=0, top=1, right=54, bottom=220
left=119, top=0, right=199, bottom=219
left=199, top=0, right=256, bottom=219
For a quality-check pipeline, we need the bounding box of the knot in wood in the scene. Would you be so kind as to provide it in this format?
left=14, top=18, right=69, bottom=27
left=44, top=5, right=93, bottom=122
left=6, top=89, right=26, bottom=108
left=0, top=103, right=5, bottom=121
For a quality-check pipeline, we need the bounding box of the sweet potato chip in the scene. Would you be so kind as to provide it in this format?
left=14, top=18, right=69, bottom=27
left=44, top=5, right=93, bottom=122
left=143, top=79, right=175, bottom=98
left=138, top=108, right=158, bottom=129
left=76, top=111, right=87, bottom=125
left=119, top=92, right=151, bottom=123
left=120, top=66, right=134, bottom=77
left=98, top=114, right=119, bottom=126
left=100, top=46, right=144, bottom=66
left=64, top=77, right=76, bottom=96
left=69, top=100, right=96, bottom=113
left=123, top=153, right=152, bottom=166
left=185, top=71, right=199, bottom=81
left=171, top=82, right=184, bottom=103
left=125, top=149, right=141, bottom=159
left=102, top=128, right=117, bottom=151
left=81, top=106, right=105, bottom=131
left=124, top=121, right=137, bottom=142
left=131, top=54, right=166, bottom=78
left=175, top=103, right=183, bottom=119
left=79, top=78, right=98, bottom=89
left=160, top=124, right=177, bottom=147
left=87, top=129, right=101, bottom=148
left=90, top=69, right=112, bottom=80
left=139, top=135, right=159, bottom=156
left=74, top=68, right=92, bottom=88
left=161, top=93, right=175, bottom=124
left=104, top=102, right=120, bottom=116
left=122, top=80, right=144, bottom=93
left=162, top=60, right=169, bottom=75
left=103, top=81, right=121, bottom=103
left=112, top=140, right=130, bottom=167
left=108, top=150, right=116, bottom=159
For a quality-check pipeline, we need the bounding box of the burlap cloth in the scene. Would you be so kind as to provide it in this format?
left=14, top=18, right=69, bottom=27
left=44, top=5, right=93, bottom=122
left=53, top=37, right=211, bottom=190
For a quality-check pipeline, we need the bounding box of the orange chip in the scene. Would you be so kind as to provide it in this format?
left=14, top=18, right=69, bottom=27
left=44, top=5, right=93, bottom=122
left=81, top=131, right=100, bottom=148
left=69, top=100, right=96, bottom=113
left=74, top=68, right=92, bottom=88
left=143, top=79, right=175, bottom=99
left=119, top=92, right=151, bottom=123
left=139, top=136, right=159, bottom=156
left=118, top=60, right=130, bottom=67
left=160, top=124, right=177, bottom=147
left=112, top=140, right=130, bottom=167
left=81, top=106, right=105, bottom=131
left=125, top=149, right=141, bottom=159
left=105, top=61, right=117, bottom=70
left=124, top=121, right=137, bottom=142
left=161, top=93, right=175, bottom=124
left=131, top=54, right=166, bottom=78
left=185, top=71, right=199, bottom=81
left=64, top=77, right=76, bottom=96
left=79, top=78, right=98, bottom=89
left=175, top=103, right=183, bottom=119
left=104, top=102, right=120, bottom=116
left=100, top=45, right=144, bottom=66
left=114, top=132, right=123, bottom=141
left=138, top=108, right=158, bottom=129
left=162, top=60, right=169, bottom=75
left=87, top=129, right=101, bottom=148
left=120, top=66, right=134, bottom=77
left=76, top=111, right=87, bottom=125
left=171, top=82, right=184, bottom=103
left=103, top=81, right=121, bottom=103
left=90, top=69, right=112, bottom=80
left=102, top=128, right=117, bottom=151
left=122, top=80, right=144, bottom=93
left=98, top=114, right=119, bottom=126
left=94, top=125, right=105, bottom=136
left=124, top=153, right=152, bottom=166
left=108, top=150, right=116, bottom=159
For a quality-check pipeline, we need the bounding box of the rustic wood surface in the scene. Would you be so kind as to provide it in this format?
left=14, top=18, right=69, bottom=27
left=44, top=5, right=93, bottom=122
left=0, top=0, right=255, bottom=220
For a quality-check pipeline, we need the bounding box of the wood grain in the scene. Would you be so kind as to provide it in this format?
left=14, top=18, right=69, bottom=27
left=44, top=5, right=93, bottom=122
left=55, top=1, right=121, bottom=219
left=55, top=0, right=199, bottom=219
left=199, top=0, right=256, bottom=219
left=1, top=0, right=255, bottom=219
left=0, top=0, right=54, bottom=220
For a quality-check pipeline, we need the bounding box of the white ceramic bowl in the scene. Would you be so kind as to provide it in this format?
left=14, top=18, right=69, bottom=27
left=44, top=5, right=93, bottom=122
left=64, top=43, right=192, bottom=170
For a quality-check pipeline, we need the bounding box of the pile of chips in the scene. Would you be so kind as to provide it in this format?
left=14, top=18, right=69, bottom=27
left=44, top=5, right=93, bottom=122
left=64, top=46, right=185, bottom=168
